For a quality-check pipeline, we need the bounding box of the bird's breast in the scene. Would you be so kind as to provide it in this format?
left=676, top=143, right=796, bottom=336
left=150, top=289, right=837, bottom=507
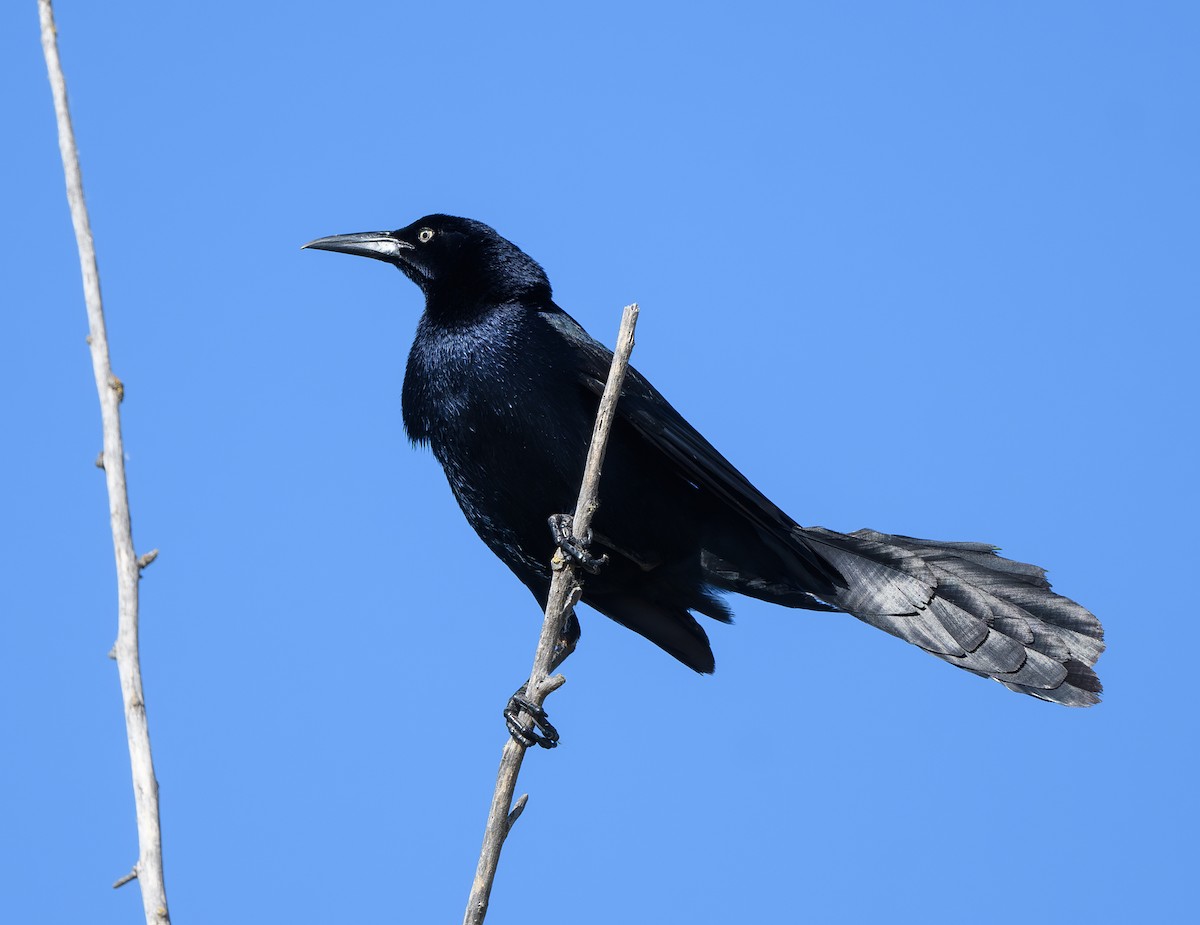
left=401, top=307, right=593, bottom=522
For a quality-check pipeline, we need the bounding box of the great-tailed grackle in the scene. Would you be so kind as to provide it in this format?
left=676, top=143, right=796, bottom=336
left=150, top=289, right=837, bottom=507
left=304, top=215, right=1104, bottom=708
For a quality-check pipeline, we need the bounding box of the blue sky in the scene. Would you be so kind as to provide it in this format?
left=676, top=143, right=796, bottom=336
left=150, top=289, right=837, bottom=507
left=3, top=2, right=1196, bottom=922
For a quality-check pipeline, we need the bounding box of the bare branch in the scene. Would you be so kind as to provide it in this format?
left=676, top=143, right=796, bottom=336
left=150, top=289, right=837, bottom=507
left=463, top=303, right=640, bottom=925
left=38, top=3, right=170, bottom=922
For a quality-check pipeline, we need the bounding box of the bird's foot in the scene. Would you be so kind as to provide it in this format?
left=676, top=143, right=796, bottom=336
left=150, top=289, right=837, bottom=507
left=548, top=513, right=608, bottom=574
left=504, top=686, right=559, bottom=749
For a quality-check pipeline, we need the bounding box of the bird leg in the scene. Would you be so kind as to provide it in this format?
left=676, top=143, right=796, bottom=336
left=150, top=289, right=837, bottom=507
left=504, top=686, right=560, bottom=749
left=548, top=513, right=608, bottom=574
left=502, top=610, right=578, bottom=747
left=551, top=608, right=580, bottom=671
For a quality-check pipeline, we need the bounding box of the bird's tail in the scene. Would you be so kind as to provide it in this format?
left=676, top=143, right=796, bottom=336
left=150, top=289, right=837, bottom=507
left=795, top=527, right=1105, bottom=706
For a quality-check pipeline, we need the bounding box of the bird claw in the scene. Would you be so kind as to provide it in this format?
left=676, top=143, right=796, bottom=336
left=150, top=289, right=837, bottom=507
left=548, top=513, right=608, bottom=574
left=504, top=690, right=559, bottom=749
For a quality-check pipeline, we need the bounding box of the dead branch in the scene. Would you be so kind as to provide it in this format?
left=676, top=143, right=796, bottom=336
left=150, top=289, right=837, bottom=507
left=463, top=303, right=640, bottom=925
left=38, top=3, right=170, bottom=922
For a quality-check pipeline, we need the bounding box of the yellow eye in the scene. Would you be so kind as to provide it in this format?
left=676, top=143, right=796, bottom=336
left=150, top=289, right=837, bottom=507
left=417, top=228, right=435, bottom=243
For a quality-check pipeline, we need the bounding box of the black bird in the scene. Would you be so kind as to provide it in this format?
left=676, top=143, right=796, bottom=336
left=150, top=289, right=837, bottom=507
left=304, top=215, right=1104, bottom=708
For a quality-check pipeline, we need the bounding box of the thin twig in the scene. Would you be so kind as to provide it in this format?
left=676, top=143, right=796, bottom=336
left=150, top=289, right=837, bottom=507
left=38, top=3, right=170, bottom=923
left=463, top=303, right=640, bottom=925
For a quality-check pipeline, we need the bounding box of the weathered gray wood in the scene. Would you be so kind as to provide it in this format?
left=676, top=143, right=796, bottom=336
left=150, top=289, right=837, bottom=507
left=463, top=303, right=640, bottom=925
left=38, top=3, right=170, bottom=922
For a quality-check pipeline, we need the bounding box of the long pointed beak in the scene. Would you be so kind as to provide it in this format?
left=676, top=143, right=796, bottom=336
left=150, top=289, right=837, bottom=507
left=302, top=231, right=413, bottom=263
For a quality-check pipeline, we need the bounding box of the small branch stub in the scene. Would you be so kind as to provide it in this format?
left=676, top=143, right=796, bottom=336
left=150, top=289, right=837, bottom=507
left=506, top=794, right=529, bottom=832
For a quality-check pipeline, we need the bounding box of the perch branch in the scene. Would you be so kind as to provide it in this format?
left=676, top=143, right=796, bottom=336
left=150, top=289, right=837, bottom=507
left=38, top=3, right=170, bottom=922
left=462, top=303, right=640, bottom=925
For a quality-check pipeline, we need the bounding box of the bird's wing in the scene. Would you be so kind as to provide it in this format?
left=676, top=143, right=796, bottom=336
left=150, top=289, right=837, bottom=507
left=540, top=309, right=1104, bottom=705
left=541, top=309, right=844, bottom=594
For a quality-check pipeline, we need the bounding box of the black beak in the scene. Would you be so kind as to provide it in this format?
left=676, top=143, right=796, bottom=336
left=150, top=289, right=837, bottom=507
left=302, top=231, right=413, bottom=263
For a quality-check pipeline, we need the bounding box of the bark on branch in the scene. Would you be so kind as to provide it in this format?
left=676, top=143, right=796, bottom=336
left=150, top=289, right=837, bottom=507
left=463, top=302, right=640, bottom=925
left=38, top=3, right=171, bottom=922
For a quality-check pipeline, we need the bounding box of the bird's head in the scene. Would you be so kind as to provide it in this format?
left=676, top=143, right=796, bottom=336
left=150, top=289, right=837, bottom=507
left=303, top=214, right=552, bottom=313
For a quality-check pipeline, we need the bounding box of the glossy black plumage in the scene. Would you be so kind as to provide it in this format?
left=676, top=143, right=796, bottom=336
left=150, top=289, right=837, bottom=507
left=304, top=215, right=1105, bottom=705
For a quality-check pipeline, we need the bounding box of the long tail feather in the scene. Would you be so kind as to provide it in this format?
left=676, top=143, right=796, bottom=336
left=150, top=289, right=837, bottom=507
left=801, top=528, right=1105, bottom=706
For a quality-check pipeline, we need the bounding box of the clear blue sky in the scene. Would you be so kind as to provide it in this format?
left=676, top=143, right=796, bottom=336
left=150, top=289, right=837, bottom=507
left=4, top=2, right=1196, bottom=922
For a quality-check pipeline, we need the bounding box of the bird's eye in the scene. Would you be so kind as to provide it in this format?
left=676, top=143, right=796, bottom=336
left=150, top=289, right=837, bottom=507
left=417, top=228, right=435, bottom=244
